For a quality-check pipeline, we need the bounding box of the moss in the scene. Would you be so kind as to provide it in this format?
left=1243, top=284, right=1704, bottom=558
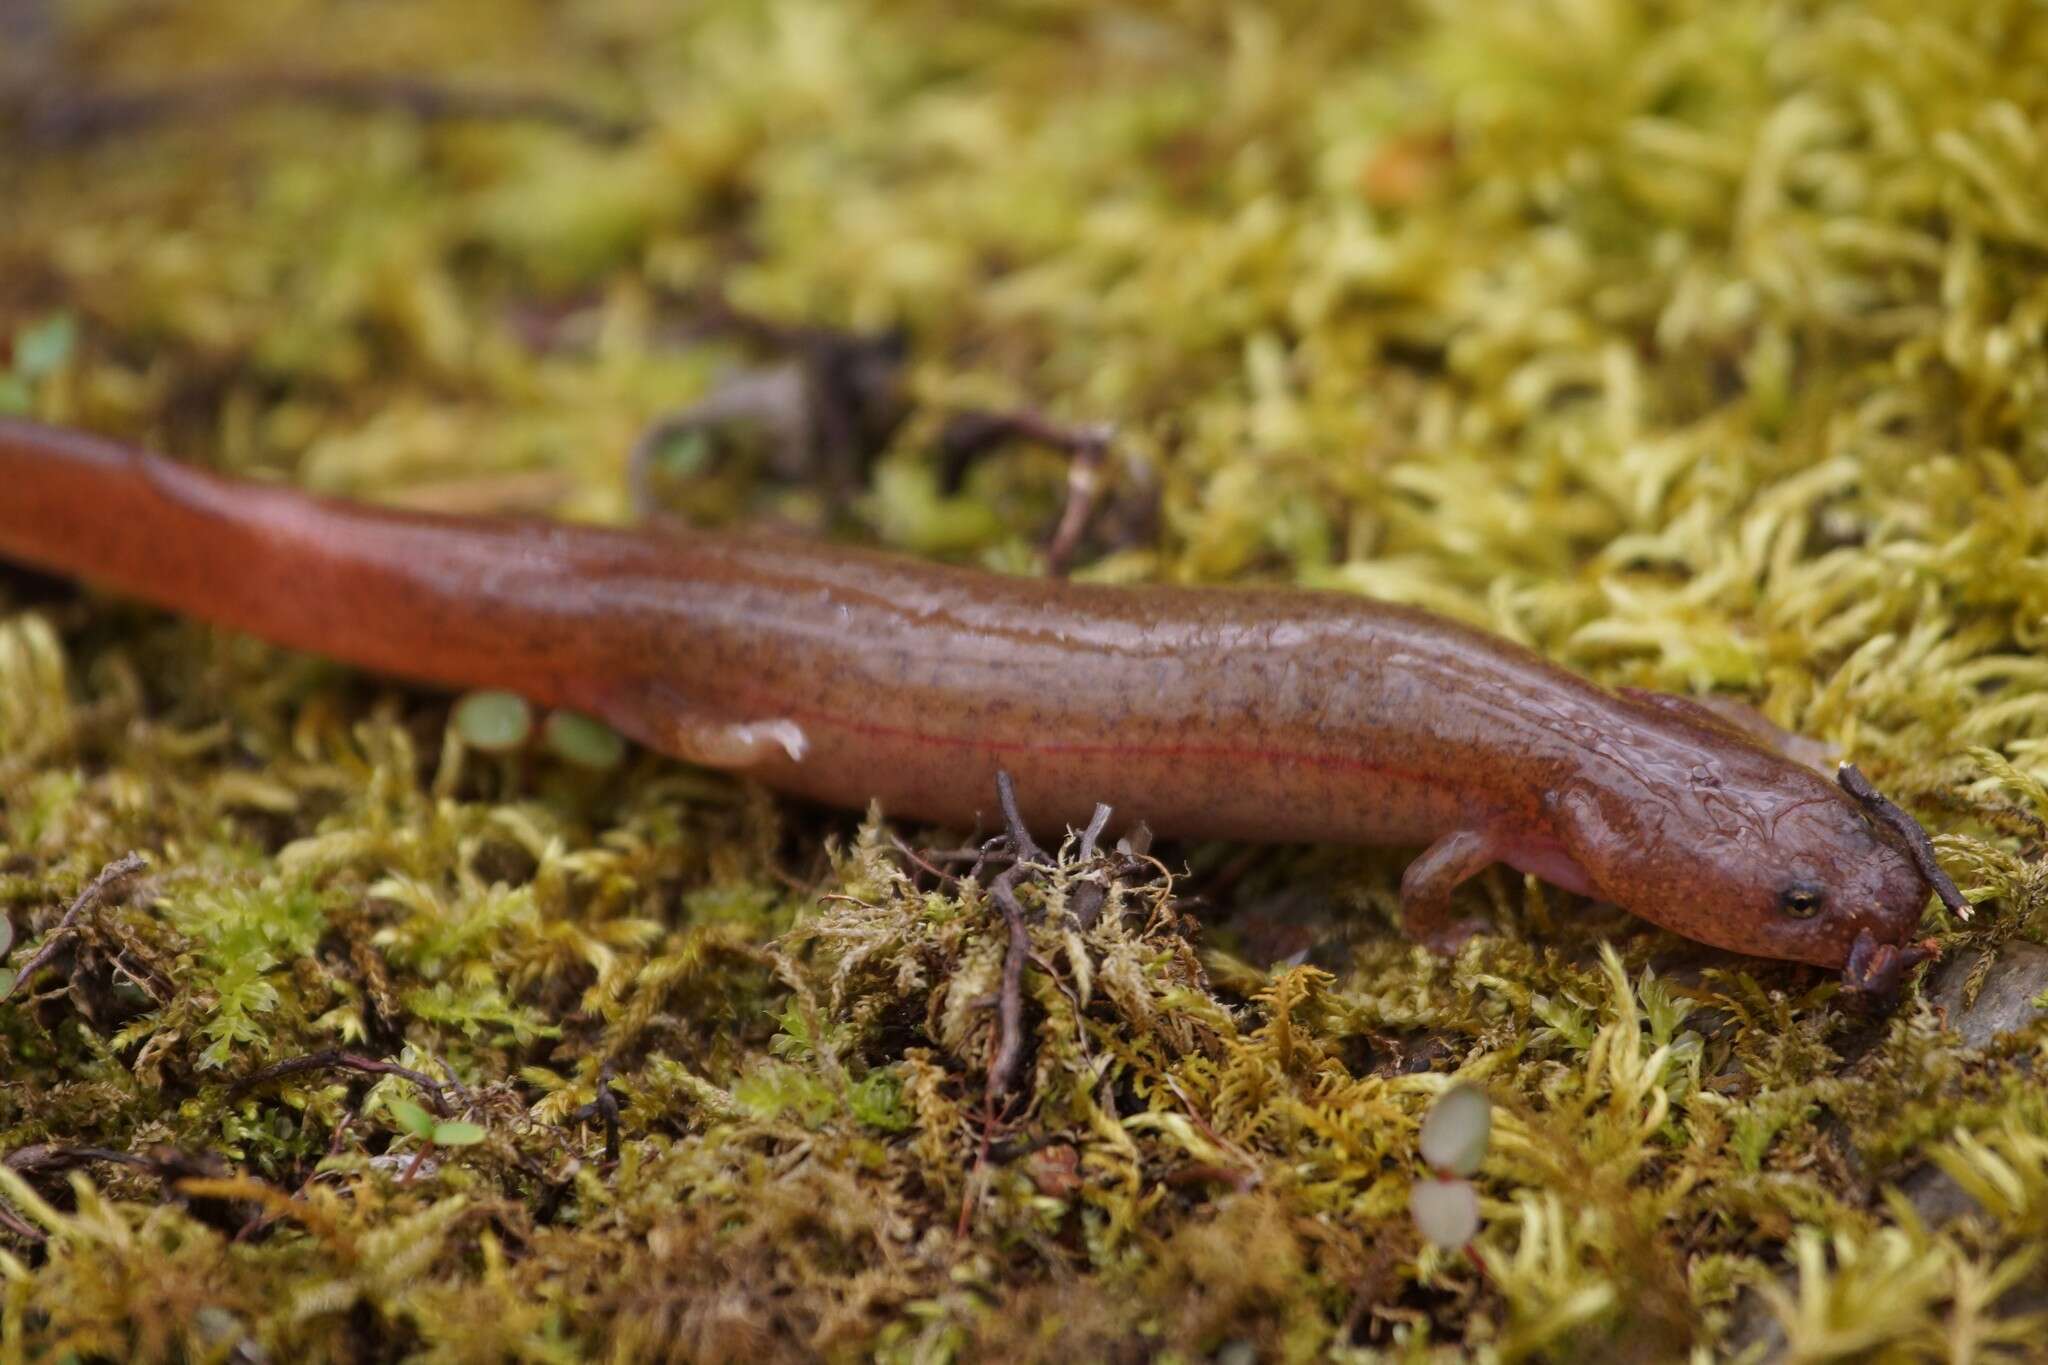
left=5, top=0, right=2048, bottom=1358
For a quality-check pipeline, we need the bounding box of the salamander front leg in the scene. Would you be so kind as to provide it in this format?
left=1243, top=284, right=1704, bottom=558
left=665, top=715, right=809, bottom=767
left=1400, top=829, right=1497, bottom=954
left=579, top=680, right=809, bottom=771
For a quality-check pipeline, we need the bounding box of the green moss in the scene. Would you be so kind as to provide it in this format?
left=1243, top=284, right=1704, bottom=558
left=5, top=0, right=2048, bottom=1358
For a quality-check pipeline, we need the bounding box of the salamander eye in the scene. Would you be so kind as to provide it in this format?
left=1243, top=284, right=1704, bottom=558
left=1779, top=883, right=1825, bottom=919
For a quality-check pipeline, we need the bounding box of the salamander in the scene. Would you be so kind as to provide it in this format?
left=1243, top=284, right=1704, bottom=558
left=0, top=417, right=1953, bottom=992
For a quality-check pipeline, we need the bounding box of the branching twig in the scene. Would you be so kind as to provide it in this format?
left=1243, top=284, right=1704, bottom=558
left=994, top=769, right=1047, bottom=866
left=984, top=866, right=1034, bottom=1111
left=228, top=1049, right=454, bottom=1116
left=22, top=72, right=640, bottom=146
left=5, top=1143, right=242, bottom=1231
left=5, top=1143, right=151, bottom=1174
left=0, top=1199, right=42, bottom=1244
left=0, top=852, right=147, bottom=1004
left=626, top=298, right=907, bottom=518
left=981, top=770, right=1051, bottom=1108
left=1043, top=428, right=1114, bottom=575
left=1069, top=802, right=1118, bottom=931
left=1077, top=802, right=1113, bottom=862
left=570, top=1064, right=623, bottom=1162
left=937, top=409, right=1117, bottom=574
left=1837, top=764, right=1973, bottom=920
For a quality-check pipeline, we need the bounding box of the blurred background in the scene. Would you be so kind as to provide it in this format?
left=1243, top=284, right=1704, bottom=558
left=8, top=1, right=2047, bottom=762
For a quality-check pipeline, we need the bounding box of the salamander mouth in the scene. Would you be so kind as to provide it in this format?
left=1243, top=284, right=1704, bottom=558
left=1840, top=928, right=1939, bottom=1000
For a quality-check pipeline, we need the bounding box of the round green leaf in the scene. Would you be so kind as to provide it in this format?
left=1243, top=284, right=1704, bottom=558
left=14, top=314, right=78, bottom=379
left=453, top=690, right=533, bottom=753
left=1418, top=1082, right=1491, bottom=1177
left=386, top=1096, right=438, bottom=1139
left=0, top=914, right=13, bottom=960
left=543, top=710, right=626, bottom=770
left=432, top=1121, right=487, bottom=1147
left=1410, top=1177, right=1480, bottom=1249
left=655, top=428, right=714, bottom=478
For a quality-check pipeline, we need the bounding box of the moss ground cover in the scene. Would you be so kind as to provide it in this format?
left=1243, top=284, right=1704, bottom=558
left=5, top=1, right=2048, bottom=1359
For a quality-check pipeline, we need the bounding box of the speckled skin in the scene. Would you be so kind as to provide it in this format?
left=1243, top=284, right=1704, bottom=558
left=0, top=418, right=1935, bottom=972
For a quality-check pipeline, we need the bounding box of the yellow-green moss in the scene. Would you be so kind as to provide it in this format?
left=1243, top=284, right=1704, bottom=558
left=5, top=0, right=2048, bottom=1359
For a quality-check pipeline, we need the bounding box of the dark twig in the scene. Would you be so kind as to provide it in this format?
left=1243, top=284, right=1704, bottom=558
left=1069, top=882, right=1112, bottom=934
left=981, top=778, right=1144, bottom=1099
left=0, top=1199, right=42, bottom=1244
left=984, top=866, right=1034, bottom=1110
left=1077, top=803, right=1113, bottom=862
left=966, top=833, right=1014, bottom=885
left=5, top=1143, right=243, bottom=1232
left=1837, top=765, right=1972, bottom=920
left=979, top=769, right=1054, bottom=1109
left=1068, top=803, right=1118, bottom=932
left=570, top=1064, right=623, bottom=1162
left=627, top=297, right=908, bottom=519
left=228, top=1049, right=454, bottom=1116
left=937, top=409, right=1116, bottom=574
left=23, top=72, right=640, bottom=146
left=429, top=1051, right=474, bottom=1111
left=5, top=1143, right=152, bottom=1174
left=0, top=852, right=147, bottom=1004
left=1043, top=428, right=1114, bottom=575
left=994, top=770, right=1048, bottom=866
left=887, top=834, right=956, bottom=886
left=627, top=363, right=809, bottom=520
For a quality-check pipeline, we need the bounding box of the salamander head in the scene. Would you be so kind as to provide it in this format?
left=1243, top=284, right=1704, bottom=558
left=1551, top=740, right=1939, bottom=995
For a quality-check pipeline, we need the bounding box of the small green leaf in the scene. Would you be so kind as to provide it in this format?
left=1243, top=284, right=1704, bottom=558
left=431, top=1120, right=486, bottom=1147
left=453, top=690, right=533, bottom=753
left=386, top=1097, right=438, bottom=1139
left=847, top=1069, right=912, bottom=1133
left=655, top=428, right=714, bottom=477
left=1410, top=1177, right=1480, bottom=1248
left=13, top=314, right=77, bottom=380
left=0, top=969, right=14, bottom=999
left=1418, top=1083, right=1491, bottom=1177
left=543, top=710, right=626, bottom=769
left=0, top=915, right=13, bottom=960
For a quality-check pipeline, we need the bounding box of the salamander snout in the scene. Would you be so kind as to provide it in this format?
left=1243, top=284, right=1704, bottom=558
left=1549, top=763, right=1940, bottom=978
left=1816, top=833, right=1940, bottom=997
left=1745, top=791, right=1935, bottom=982
left=1828, top=763, right=1972, bottom=998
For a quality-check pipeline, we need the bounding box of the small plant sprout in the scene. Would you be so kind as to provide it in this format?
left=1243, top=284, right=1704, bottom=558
left=1419, top=1080, right=1490, bottom=1176
left=385, top=1096, right=486, bottom=1181
left=452, top=690, right=534, bottom=753
left=1411, top=1082, right=1492, bottom=1250
left=0, top=312, right=78, bottom=415
left=543, top=710, right=627, bottom=769
left=1411, top=1177, right=1481, bottom=1251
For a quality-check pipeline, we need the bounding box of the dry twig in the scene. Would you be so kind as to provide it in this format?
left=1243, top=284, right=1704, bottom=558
left=0, top=852, right=147, bottom=1005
